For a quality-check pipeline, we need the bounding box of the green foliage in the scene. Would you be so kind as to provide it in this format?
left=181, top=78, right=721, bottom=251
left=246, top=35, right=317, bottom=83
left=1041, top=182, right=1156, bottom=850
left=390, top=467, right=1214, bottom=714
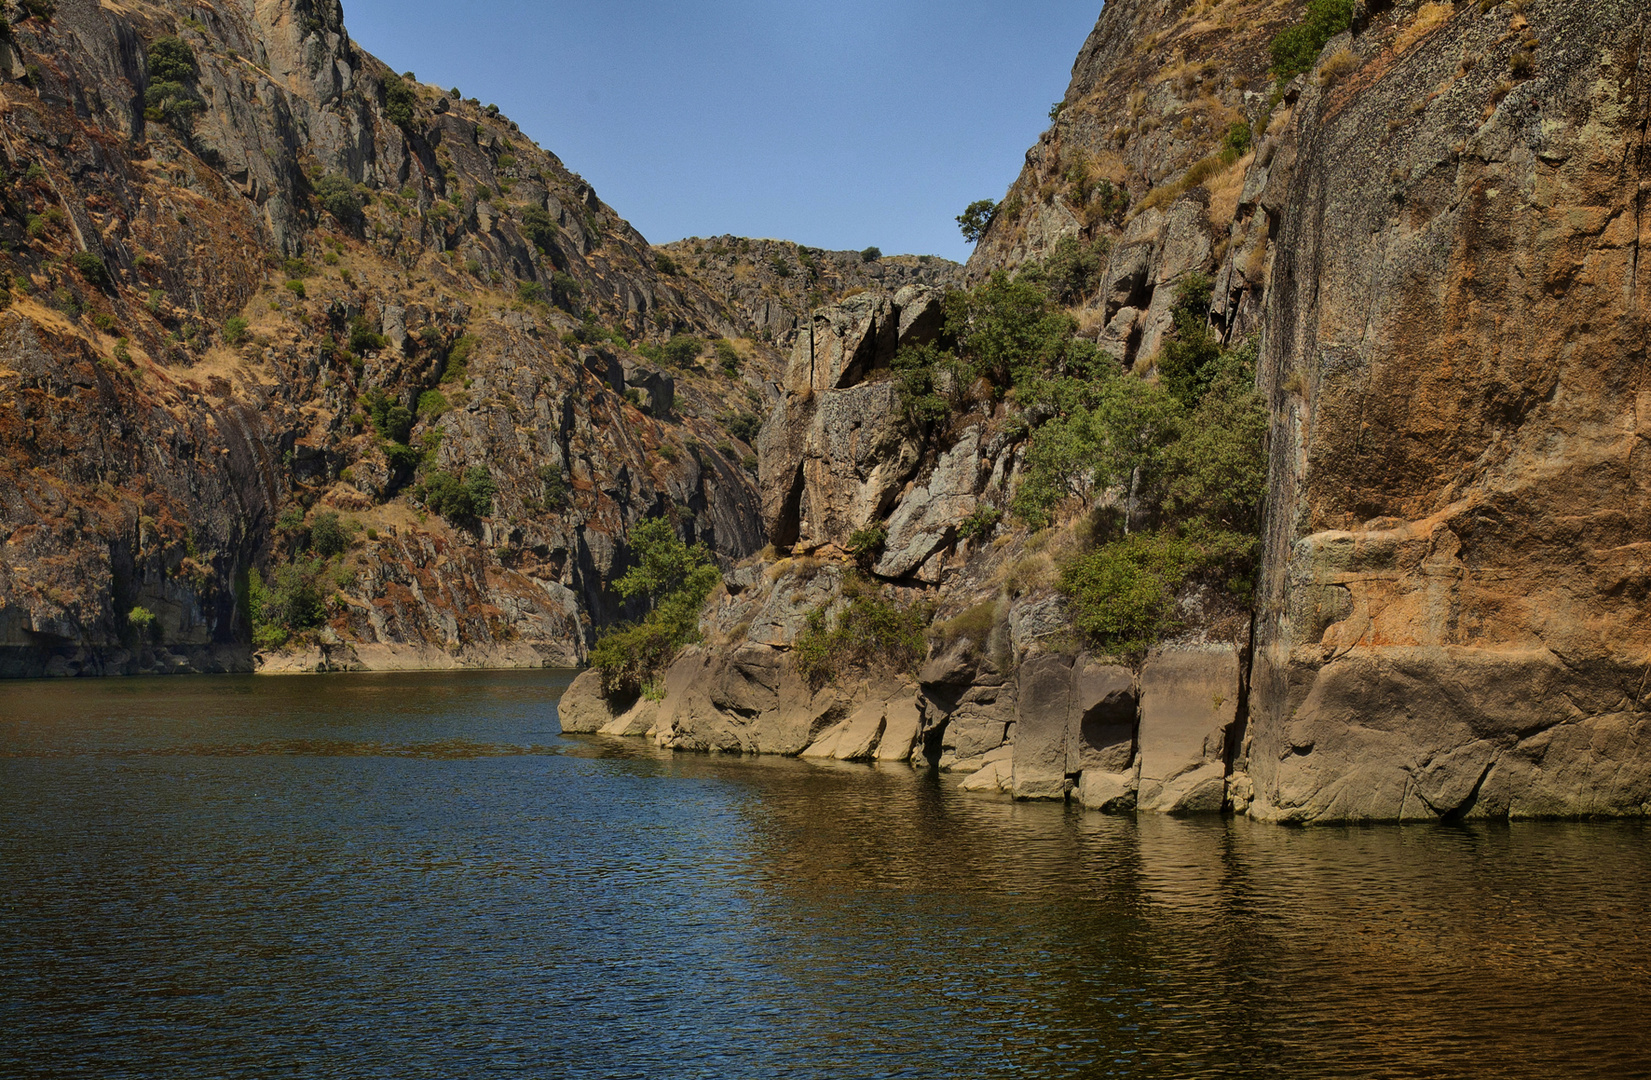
left=148, top=36, right=196, bottom=83
left=18, top=0, right=54, bottom=21
left=712, top=337, right=740, bottom=375
left=659, top=334, right=702, bottom=368
left=416, top=389, right=450, bottom=420
left=549, top=271, right=582, bottom=312
left=69, top=250, right=110, bottom=288
left=221, top=316, right=248, bottom=347
left=442, top=335, right=475, bottom=382
left=957, top=199, right=998, bottom=244
left=308, top=512, right=349, bottom=558
left=1020, top=236, right=1110, bottom=306
left=860, top=246, right=882, bottom=262
left=284, top=279, right=306, bottom=299
left=314, top=174, right=364, bottom=225
left=418, top=466, right=497, bottom=521
left=590, top=519, right=720, bottom=699
left=793, top=591, right=929, bottom=690
left=1156, top=274, right=1222, bottom=408
left=363, top=389, right=414, bottom=443
left=845, top=523, right=888, bottom=569
left=247, top=559, right=326, bottom=649
left=517, top=280, right=546, bottom=305
left=348, top=316, right=386, bottom=354
left=957, top=505, right=1001, bottom=541
left=382, top=72, right=417, bottom=128
left=384, top=441, right=423, bottom=471
left=1271, top=0, right=1354, bottom=81
left=653, top=251, right=679, bottom=275
left=144, top=80, right=201, bottom=131
left=946, top=270, right=1104, bottom=396
left=1059, top=531, right=1200, bottom=657
left=537, top=464, right=571, bottom=509
left=721, top=411, right=761, bottom=444
left=126, top=604, right=159, bottom=643
left=1223, top=121, right=1253, bottom=158
left=522, top=208, right=558, bottom=254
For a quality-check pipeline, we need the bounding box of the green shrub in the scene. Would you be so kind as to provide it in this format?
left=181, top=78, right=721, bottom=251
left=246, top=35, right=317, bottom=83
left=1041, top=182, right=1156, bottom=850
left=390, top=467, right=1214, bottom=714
left=794, top=592, right=928, bottom=690
left=517, top=280, right=546, bottom=305
left=660, top=334, right=702, bottom=368
left=1156, top=274, right=1222, bottom=408
left=362, top=389, right=414, bottom=443
left=314, top=174, right=364, bottom=225
left=283, top=257, right=314, bottom=279
left=957, top=505, right=1001, bottom=541
left=348, top=316, right=386, bottom=354
left=70, top=251, right=110, bottom=288
left=247, top=560, right=326, bottom=648
left=309, top=512, right=349, bottom=558
left=537, top=464, right=571, bottom=509
left=284, top=279, right=306, bottom=299
left=18, top=0, right=54, bottom=23
left=722, top=412, right=761, bottom=444
left=442, top=335, right=475, bottom=382
left=712, top=337, right=740, bottom=375
left=845, top=523, right=888, bottom=569
left=654, top=252, right=679, bottom=275
left=1059, top=531, right=1199, bottom=658
left=589, top=518, right=720, bottom=699
left=860, top=246, right=882, bottom=262
left=126, top=604, right=160, bottom=643
left=549, top=271, right=582, bottom=311
left=1270, top=0, right=1354, bottom=81
left=416, top=389, right=450, bottom=420
left=418, top=466, right=496, bottom=520
left=382, top=72, right=417, bottom=128
left=1020, top=236, right=1109, bottom=306
left=219, top=317, right=250, bottom=346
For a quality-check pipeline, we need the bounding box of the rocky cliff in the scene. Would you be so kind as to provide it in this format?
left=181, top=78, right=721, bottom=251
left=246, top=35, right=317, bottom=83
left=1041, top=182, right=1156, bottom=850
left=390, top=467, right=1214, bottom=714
left=0, top=0, right=788, bottom=676
left=567, top=0, right=1651, bottom=824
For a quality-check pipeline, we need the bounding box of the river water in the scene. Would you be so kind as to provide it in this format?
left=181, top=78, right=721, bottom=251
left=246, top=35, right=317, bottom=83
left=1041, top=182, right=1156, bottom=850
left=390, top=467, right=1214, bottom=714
left=1, top=671, right=1647, bottom=1078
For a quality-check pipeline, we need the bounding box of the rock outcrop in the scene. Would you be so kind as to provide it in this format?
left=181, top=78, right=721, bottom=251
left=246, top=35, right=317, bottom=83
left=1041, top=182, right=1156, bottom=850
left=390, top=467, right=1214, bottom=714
left=566, top=0, right=1651, bottom=825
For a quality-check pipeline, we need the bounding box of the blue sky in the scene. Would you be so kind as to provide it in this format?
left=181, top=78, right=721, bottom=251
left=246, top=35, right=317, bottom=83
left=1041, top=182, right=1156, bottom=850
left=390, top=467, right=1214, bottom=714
left=340, top=0, right=1101, bottom=262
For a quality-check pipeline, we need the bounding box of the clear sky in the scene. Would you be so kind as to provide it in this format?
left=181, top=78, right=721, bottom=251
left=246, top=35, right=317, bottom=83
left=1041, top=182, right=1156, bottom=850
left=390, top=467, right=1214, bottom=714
left=339, top=0, right=1102, bottom=263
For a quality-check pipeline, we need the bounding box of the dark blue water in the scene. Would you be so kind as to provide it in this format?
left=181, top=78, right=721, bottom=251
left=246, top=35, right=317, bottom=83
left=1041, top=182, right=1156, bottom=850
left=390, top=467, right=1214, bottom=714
left=2, top=671, right=1648, bottom=1078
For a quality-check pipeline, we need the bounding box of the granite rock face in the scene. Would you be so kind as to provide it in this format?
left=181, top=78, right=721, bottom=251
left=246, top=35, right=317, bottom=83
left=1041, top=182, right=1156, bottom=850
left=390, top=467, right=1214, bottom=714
left=1243, top=0, right=1651, bottom=823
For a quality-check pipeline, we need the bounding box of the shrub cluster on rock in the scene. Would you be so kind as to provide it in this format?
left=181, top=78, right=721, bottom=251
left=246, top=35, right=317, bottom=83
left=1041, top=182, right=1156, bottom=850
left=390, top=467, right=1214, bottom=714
left=590, top=519, right=720, bottom=699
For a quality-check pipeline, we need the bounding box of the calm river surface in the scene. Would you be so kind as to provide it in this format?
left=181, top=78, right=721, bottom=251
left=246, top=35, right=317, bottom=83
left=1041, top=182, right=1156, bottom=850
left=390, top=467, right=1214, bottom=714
left=2, top=671, right=1648, bottom=1078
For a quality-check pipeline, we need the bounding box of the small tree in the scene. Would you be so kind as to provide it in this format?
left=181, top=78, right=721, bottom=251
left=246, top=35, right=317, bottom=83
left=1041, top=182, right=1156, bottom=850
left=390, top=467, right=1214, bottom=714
left=956, top=199, right=998, bottom=244
left=860, top=246, right=882, bottom=262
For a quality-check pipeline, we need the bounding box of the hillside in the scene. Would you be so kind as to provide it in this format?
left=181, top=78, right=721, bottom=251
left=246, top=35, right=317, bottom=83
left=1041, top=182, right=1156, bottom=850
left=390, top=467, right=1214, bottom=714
left=0, top=0, right=787, bottom=675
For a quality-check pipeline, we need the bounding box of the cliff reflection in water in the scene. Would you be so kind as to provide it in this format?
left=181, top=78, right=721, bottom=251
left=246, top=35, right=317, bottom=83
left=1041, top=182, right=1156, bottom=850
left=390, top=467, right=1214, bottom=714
left=1, top=672, right=1646, bottom=1079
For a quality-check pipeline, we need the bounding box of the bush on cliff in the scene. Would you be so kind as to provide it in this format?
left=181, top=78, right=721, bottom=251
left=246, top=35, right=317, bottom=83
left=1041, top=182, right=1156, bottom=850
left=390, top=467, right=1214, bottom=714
left=589, top=518, right=720, bottom=700
left=417, top=466, right=496, bottom=521
left=793, top=586, right=929, bottom=690
left=1271, top=0, right=1354, bottom=82
left=247, top=560, right=326, bottom=649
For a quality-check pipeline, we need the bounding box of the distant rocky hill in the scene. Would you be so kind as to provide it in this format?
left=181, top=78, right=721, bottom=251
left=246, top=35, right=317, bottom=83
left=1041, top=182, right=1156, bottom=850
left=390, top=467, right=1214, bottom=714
left=0, top=0, right=785, bottom=676
left=657, top=236, right=965, bottom=349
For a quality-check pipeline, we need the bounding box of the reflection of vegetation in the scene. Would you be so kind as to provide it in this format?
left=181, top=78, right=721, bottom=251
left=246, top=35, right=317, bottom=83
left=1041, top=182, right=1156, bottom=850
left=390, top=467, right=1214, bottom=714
left=590, top=519, right=720, bottom=700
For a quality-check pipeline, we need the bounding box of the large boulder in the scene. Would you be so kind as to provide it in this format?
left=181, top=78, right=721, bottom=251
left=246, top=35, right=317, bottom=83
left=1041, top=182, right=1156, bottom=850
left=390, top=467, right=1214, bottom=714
left=1136, top=646, right=1242, bottom=813
left=1010, top=654, right=1137, bottom=801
